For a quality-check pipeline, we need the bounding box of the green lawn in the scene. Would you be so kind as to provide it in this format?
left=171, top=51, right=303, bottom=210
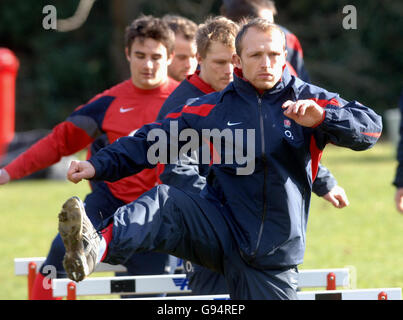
left=0, top=141, right=401, bottom=299
left=304, top=141, right=402, bottom=291
left=0, top=178, right=91, bottom=300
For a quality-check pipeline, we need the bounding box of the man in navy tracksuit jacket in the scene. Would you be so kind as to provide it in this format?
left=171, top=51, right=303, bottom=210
left=157, top=17, right=346, bottom=295
left=59, top=20, right=382, bottom=299
left=157, top=61, right=345, bottom=297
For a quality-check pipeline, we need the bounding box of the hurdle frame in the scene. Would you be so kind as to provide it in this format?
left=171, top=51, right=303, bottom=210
left=51, top=268, right=353, bottom=300
left=14, top=257, right=127, bottom=300
left=128, top=288, right=402, bottom=300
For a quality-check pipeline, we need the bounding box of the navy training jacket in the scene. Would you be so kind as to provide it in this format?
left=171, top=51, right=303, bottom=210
left=89, top=67, right=382, bottom=269
left=157, top=70, right=337, bottom=197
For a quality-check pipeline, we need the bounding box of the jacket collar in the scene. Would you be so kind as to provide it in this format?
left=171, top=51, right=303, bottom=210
left=232, top=66, right=299, bottom=98
left=186, top=70, right=216, bottom=94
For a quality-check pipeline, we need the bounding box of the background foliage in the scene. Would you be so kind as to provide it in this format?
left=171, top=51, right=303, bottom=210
left=0, top=0, right=402, bottom=132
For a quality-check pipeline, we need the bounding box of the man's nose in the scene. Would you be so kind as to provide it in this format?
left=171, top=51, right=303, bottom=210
left=144, top=58, right=153, bottom=69
left=184, top=58, right=191, bottom=69
left=261, top=55, right=271, bottom=68
left=224, top=62, right=233, bottom=74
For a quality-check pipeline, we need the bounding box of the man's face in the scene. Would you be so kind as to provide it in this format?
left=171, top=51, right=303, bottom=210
left=233, top=27, right=287, bottom=91
left=125, top=37, right=172, bottom=89
left=168, top=35, right=198, bottom=82
left=198, top=41, right=234, bottom=92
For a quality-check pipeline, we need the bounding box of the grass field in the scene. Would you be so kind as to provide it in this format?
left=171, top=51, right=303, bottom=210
left=0, top=141, right=401, bottom=300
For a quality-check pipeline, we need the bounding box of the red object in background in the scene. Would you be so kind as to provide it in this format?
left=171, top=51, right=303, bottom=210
left=0, top=48, right=19, bottom=160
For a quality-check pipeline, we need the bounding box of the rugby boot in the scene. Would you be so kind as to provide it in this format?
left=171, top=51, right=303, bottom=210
left=58, top=196, right=100, bottom=282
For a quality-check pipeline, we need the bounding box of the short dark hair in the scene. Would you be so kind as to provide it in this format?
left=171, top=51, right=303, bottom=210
left=125, top=15, right=175, bottom=55
left=235, top=18, right=285, bottom=56
left=162, top=14, right=197, bottom=41
left=196, top=16, right=239, bottom=58
left=220, top=0, right=277, bottom=23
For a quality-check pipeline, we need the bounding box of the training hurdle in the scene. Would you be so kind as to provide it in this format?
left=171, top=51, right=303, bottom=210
left=14, top=257, right=127, bottom=300
left=129, top=288, right=402, bottom=300
left=52, top=268, right=352, bottom=300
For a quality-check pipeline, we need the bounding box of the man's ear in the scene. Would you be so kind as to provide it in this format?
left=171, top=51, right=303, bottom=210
left=125, top=47, right=130, bottom=62
left=167, top=52, right=174, bottom=66
left=232, top=53, right=241, bottom=69
left=196, top=52, right=203, bottom=65
left=282, top=50, right=288, bottom=71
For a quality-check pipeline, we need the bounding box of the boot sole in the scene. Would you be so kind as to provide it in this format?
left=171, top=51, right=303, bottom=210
left=58, top=196, right=87, bottom=282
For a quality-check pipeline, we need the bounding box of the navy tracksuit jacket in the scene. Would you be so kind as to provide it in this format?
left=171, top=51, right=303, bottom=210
left=89, top=67, right=382, bottom=271
left=157, top=72, right=338, bottom=199
left=157, top=70, right=337, bottom=295
left=156, top=70, right=339, bottom=294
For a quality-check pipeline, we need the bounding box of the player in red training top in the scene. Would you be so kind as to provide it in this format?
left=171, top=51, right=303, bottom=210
left=0, top=15, right=178, bottom=300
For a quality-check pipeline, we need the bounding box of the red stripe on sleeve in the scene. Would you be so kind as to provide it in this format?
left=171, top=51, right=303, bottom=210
left=166, top=103, right=216, bottom=119
left=308, top=97, right=339, bottom=128
left=309, top=97, right=340, bottom=108
left=361, top=132, right=382, bottom=138
left=165, top=112, right=182, bottom=119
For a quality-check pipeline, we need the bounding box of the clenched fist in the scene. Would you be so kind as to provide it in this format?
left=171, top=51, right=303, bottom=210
left=282, top=99, right=325, bottom=128
left=67, top=160, right=96, bottom=184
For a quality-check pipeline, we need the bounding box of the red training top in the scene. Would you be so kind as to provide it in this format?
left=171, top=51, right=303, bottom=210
left=5, top=78, right=179, bottom=203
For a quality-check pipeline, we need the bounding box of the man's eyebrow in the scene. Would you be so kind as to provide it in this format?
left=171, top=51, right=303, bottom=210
left=213, top=58, right=230, bottom=62
left=246, top=49, right=263, bottom=55
left=247, top=48, right=282, bottom=55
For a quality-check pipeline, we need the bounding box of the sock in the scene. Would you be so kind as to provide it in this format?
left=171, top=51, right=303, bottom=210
left=98, top=222, right=113, bottom=263
left=96, top=237, right=106, bottom=264
left=30, top=272, right=62, bottom=300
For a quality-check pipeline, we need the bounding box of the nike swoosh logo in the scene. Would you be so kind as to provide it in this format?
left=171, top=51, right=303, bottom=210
left=120, top=107, right=134, bottom=113
left=227, top=121, right=242, bottom=126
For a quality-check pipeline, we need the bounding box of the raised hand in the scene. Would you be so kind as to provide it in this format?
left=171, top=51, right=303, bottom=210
left=67, top=160, right=96, bottom=184
left=282, top=99, right=325, bottom=128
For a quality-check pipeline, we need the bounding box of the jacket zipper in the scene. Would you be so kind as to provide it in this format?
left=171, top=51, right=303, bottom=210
left=251, top=95, right=268, bottom=257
